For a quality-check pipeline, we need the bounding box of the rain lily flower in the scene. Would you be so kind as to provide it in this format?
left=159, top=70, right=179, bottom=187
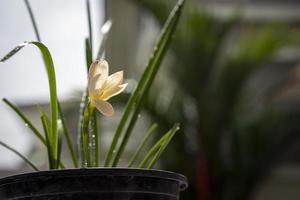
left=88, top=60, right=128, bottom=116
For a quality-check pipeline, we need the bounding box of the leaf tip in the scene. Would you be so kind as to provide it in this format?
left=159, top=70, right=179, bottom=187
left=101, top=20, right=113, bottom=34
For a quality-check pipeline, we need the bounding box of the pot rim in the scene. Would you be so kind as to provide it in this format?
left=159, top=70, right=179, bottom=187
left=0, top=168, right=188, bottom=191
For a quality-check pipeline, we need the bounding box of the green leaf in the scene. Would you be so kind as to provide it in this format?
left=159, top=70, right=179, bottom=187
left=39, top=107, right=65, bottom=169
left=86, top=0, right=93, bottom=55
left=3, top=99, right=65, bottom=169
left=91, top=110, right=99, bottom=167
left=1, top=41, right=59, bottom=169
left=57, top=120, right=63, bottom=169
left=77, top=38, right=92, bottom=167
left=78, top=37, right=94, bottom=167
left=107, top=0, right=185, bottom=167
left=81, top=102, right=93, bottom=167
left=0, top=140, right=39, bottom=171
left=40, top=113, right=54, bottom=169
left=128, top=123, right=158, bottom=167
left=24, top=0, right=41, bottom=42
left=0, top=42, right=28, bottom=62
left=58, top=101, right=78, bottom=168
left=138, top=128, right=172, bottom=168
left=96, top=20, right=112, bottom=60
left=85, top=38, right=93, bottom=70
left=3, top=98, right=46, bottom=145
left=78, top=91, right=88, bottom=167
left=147, top=123, right=180, bottom=169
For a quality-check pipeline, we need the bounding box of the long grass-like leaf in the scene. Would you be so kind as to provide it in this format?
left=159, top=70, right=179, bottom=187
left=96, top=20, right=112, bottom=60
left=40, top=114, right=54, bottom=169
left=109, top=0, right=185, bottom=167
left=85, top=38, right=93, bottom=70
left=57, top=119, right=63, bottom=169
left=1, top=41, right=59, bottom=169
left=147, top=123, right=180, bottom=169
left=58, top=101, right=78, bottom=168
left=77, top=36, right=95, bottom=167
left=138, top=129, right=171, bottom=168
left=78, top=91, right=88, bottom=167
left=91, top=110, right=99, bottom=167
left=77, top=38, right=92, bottom=167
left=24, top=0, right=41, bottom=42
left=128, top=123, right=158, bottom=167
left=0, top=140, right=39, bottom=171
left=3, top=99, right=66, bottom=169
left=0, top=42, right=28, bottom=62
left=3, top=98, right=45, bottom=145
left=39, top=107, right=65, bottom=169
left=81, top=103, right=93, bottom=167
left=86, top=0, right=93, bottom=55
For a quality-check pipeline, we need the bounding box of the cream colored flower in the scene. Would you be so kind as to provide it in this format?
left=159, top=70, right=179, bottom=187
left=88, top=60, right=128, bottom=116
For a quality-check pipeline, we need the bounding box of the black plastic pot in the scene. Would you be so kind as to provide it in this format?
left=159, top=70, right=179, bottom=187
left=0, top=168, right=188, bottom=199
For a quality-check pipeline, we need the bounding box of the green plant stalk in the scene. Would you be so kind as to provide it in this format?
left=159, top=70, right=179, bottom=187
left=80, top=37, right=100, bottom=167
left=38, top=106, right=57, bottom=168
left=104, top=0, right=185, bottom=167
left=81, top=21, right=112, bottom=166
left=128, top=123, right=158, bottom=167
left=84, top=19, right=113, bottom=166
left=86, top=37, right=100, bottom=167
left=92, top=110, right=99, bottom=167
left=0, top=140, right=39, bottom=171
left=40, top=114, right=54, bottom=169
left=78, top=91, right=88, bottom=166
left=24, top=0, right=41, bottom=42
left=77, top=38, right=92, bottom=166
left=85, top=38, right=93, bottom=69
left=57, top=101, right=78, bottom=168
left=41, top=115, right=65, bottom=169
left=138, top=130, right=171, bottom=168
left=81, top=102, right=95, bottom=167
left=3, top=98, right=46, bottom=145
left=86, top=0, right=93, bottom=56
left=111, top=0, right=185, bottom=167
left=57, top=122, right=63, bottom=169
left=147, top=123, right=179, bottom=169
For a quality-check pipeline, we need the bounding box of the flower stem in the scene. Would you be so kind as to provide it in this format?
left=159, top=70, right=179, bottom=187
left=81, top=102, right=94, bottom=167
left=91, top=110, right=99, bottom=167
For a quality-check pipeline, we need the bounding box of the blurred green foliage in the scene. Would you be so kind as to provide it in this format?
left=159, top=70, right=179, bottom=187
left=132, top=0, right=300, bottom=199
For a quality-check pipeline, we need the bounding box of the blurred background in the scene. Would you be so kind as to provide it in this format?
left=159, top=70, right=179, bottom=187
left=1, top=0, right=300, bottom=200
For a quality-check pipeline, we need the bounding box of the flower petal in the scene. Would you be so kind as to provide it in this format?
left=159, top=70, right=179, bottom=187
left=102, top=71, right=123, bottom=91
left=101, top=83, right=128, bottom=101
left=88, top=60, right=109, bottom=96
left=88, top=74, right=102, bottom=96
left=92, top=99, right=114, bottom=117
left=88, top=60, right=109, bottom=80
